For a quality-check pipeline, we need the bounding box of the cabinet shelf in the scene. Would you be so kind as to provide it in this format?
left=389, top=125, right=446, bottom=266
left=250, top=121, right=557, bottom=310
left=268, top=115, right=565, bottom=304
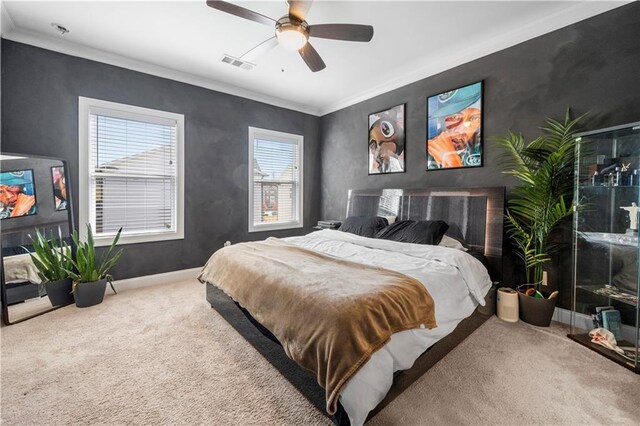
left=576, top=285, right=638, bottom=307
left=579, top=185, right=640, bottom=190
left=581, top=232, right=638, bottom=247
left=568, top=333, right=639, bottom=374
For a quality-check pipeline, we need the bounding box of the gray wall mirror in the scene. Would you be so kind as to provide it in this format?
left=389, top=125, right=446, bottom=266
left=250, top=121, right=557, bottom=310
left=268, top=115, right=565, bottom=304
left=0, top=153, right=75, bottom=324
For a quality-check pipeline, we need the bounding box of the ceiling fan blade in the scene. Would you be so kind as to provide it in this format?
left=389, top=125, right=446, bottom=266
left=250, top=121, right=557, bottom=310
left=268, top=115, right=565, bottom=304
left=206, top=1, right=276, bottom=27
left=309, top=24, right=374, bottom=42
left=298, top=42, right=326, bottom=72
left=287, top=0, right=313, bottom=21
left=240, top=37, right=279, bottom=63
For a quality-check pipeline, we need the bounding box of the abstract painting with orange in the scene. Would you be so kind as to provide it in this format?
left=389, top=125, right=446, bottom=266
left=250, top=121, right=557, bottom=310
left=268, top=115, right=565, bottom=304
left=427, top=81, right=483, bottom=170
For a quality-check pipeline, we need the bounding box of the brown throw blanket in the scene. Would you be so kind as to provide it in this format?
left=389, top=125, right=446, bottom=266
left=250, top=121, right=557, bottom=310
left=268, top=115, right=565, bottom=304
left=198, top=238, right=436, bottom=414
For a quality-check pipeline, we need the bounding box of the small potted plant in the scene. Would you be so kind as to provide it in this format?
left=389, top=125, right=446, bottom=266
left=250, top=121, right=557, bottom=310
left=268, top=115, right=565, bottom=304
left=27, top=228, right=74, bottom=306
left=494, top=110, right=584, bottom=326
left=63, top=225, right=123, bottom=308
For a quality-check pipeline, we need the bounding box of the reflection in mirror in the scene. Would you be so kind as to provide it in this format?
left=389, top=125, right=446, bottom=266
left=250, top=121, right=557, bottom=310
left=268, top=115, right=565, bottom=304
left=1, top=153, right=74, bottom=324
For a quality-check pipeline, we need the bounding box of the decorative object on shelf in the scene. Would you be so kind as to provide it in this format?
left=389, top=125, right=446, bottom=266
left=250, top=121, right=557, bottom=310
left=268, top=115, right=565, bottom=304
left=591, top=285, right=638, bottom=305
left=493, top=109, right=585, bottom=327
left=589, top=328, right=625, bottom=355
left=63, top=225, right=123, bottom=308
left=0, top=169, right=38, bottom=219
left=587, top=328, right=638, bottom=364
left=368, top=104, right=405, bottom=175
left=620, top=202, right=639, bottom=233
left=27, top=227, right=74, bottom=307
left=426, top=81, right=483, bottom=170
left=601, top=308, right=623, bottom=340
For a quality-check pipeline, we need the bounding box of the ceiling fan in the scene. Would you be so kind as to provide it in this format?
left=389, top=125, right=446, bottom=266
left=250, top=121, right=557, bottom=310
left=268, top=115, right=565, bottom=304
left=206, top=0, right=374, bottom=72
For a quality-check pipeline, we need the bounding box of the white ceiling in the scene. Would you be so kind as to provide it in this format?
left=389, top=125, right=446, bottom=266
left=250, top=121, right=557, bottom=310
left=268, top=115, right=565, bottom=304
left=1, top=1, right=628, bottom=115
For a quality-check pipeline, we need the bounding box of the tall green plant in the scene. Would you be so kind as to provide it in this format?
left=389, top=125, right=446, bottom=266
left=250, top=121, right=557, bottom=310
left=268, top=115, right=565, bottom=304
left=27, top=227, right=73, bottom=283
left=494, top=110, right=585, bottom=285
left=63, top=224, right=123, bottom=287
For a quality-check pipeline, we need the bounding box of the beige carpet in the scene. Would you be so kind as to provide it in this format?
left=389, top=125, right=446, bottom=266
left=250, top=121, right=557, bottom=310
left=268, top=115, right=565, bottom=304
left=1, top=279, right=638, bottom=425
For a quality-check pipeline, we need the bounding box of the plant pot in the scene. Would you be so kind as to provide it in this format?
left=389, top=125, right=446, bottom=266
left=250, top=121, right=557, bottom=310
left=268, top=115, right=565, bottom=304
left=517, top=284, right=557, bottom=327
left=73, top=278, right=107, bottom=308
left=45, top=278, right=74, bottom=306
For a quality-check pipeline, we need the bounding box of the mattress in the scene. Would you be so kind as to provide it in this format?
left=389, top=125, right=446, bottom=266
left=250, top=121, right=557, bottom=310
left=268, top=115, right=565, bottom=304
left=283, top=230, right=492, bottom=426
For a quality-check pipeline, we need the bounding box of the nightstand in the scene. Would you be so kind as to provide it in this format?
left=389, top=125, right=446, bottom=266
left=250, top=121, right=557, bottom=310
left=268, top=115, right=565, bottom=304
left=315, top=220, right=342, bottom=231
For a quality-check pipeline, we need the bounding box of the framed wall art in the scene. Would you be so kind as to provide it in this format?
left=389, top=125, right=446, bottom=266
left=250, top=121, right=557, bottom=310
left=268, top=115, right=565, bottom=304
left=0, top=169, right=38, bottom=219
left=51, top=166, right=68, bottom=211
left=426, top=81, right=483, bottom=170
left=368, top=104, right=406, bottom=175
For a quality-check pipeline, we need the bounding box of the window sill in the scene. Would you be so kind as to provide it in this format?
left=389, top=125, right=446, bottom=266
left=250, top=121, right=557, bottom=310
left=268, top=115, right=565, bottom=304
left=248, top=222, right=303, bottom=233
left=91, top=231, right=184, bottom=247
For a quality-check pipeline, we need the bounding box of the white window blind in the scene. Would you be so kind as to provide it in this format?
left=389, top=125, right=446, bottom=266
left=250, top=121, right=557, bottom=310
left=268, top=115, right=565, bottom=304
left=248, top=127, right=303, bottom=232
left=79, top=97, right=184, bottom=245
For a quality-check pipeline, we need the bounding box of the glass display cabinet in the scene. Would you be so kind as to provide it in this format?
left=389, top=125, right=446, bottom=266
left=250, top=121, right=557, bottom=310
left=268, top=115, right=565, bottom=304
left=569, top=122, right=640, bottom=374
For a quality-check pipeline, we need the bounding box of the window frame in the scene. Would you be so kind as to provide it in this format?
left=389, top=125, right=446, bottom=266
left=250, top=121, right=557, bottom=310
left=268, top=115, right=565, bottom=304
left=248, top=126, right=304, bottom=233
left=78, top=97, right=185, bottom=246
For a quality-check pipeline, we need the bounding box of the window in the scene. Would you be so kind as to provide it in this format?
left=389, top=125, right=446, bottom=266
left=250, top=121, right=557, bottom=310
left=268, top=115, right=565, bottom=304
left=79, top=97, right=184, bottom=246
left=262, top=184, right=279, bottom=221
left=248, top=127, right=303, bottom=232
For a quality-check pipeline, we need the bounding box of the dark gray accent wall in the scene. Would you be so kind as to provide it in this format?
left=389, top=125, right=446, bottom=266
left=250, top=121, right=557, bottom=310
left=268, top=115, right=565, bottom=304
left=1, top=39, right=321, bottom=280
left=320, top=3, right=640, bottom=297
left=321, top=3, right=640, bottom=219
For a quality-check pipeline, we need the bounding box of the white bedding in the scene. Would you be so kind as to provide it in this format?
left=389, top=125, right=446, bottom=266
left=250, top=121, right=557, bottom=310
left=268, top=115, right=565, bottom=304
left=3, top=252, right=42, bottom=284
left=283, top=230, right=492, bottom=426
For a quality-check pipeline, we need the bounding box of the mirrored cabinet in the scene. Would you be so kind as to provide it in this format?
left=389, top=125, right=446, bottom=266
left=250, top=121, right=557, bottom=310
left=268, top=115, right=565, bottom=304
left=0, top=153, right=74, bottom=324
left=569, top=122, right=640, bottom=374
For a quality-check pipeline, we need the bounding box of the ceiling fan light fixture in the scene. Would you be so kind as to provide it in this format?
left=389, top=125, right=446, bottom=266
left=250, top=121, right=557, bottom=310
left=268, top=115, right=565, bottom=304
left=206, top=1, right=374, bottom=72
left=275, top=17, right=309, bottom=51
left=277, top=29, right=307, bottom=50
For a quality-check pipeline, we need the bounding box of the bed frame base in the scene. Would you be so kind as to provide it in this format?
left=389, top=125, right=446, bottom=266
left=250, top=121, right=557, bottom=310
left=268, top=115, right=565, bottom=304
left=206, top=283, right=491, bottom=425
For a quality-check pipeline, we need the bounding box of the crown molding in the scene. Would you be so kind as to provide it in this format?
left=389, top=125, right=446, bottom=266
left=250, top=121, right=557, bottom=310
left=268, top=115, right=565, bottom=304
left=1, top=26, right=322, bottom=116
left=316, top=1, right=629, bottom=116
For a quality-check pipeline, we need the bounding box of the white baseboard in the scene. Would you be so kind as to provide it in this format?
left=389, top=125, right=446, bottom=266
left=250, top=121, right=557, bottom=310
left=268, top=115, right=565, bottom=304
left=553, top=307, right=637, bottom=344
left=110, top=267, right=202, bottom=292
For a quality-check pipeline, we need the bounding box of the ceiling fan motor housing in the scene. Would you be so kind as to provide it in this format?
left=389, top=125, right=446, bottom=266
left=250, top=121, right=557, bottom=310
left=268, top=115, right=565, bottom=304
left=275, top=16, right=309, bottom=50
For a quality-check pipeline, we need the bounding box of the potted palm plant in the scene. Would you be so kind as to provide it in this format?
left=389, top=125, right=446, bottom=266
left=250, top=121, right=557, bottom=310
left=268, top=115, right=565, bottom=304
left=27, top=228, right=74, bottom=306
left=63, top=225, right=123, bottom=308
left=494, top=110, right=585, bottom=326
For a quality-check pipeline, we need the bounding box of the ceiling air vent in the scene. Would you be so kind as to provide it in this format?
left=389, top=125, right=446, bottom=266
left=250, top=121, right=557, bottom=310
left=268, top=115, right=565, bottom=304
left=220, top=54, right=255, bottom=71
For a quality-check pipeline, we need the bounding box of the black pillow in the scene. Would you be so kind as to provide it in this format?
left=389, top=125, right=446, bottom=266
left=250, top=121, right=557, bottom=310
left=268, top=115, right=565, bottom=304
left=444, top=223, right=468, bottom=249
left=376, top=220, right=449, bottom=245
left=338, top=216, right=389, bottom=238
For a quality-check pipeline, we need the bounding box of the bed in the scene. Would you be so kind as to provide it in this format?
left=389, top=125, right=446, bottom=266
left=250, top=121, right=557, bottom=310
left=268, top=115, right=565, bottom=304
left=200, top=187, right=505, bottom=425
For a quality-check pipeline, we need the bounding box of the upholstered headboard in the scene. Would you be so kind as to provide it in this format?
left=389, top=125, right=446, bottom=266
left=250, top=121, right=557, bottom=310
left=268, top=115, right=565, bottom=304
left=346, top=187, right=505, bottom=281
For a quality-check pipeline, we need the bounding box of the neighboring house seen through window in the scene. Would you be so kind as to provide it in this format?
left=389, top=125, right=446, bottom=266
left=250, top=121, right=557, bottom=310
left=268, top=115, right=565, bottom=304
left=79, top=97, right=184, bottom=246
left=249, top=127, right=303, bottom=232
